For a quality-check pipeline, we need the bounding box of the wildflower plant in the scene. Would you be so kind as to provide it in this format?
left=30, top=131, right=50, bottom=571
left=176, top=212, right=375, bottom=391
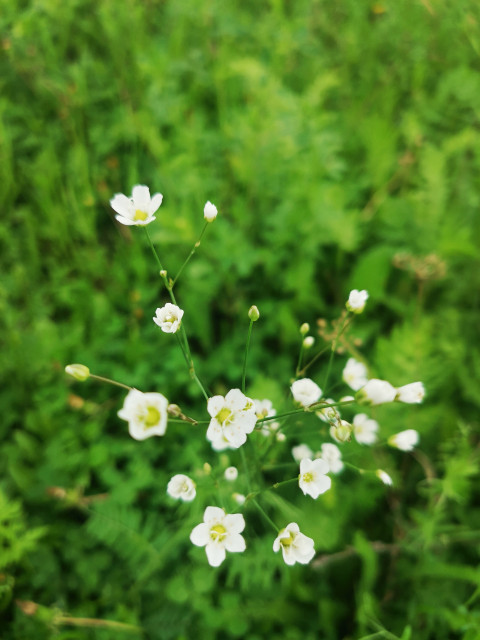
left=65, top=185, right=426, bottom=568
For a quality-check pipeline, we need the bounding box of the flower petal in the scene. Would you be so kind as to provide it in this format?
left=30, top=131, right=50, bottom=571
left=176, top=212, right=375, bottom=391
left=205, top=542, right=226, bottom=567
left=131, top=185, right=150, bottom=210
left=207, top=396, right=225, bottom=417
left=203, top=506, right=225, bottom=524
left=190, top=523, right=209, bottom=547
left=223, top=513, right=245, bottom=535
left=149, top=193, right=163, bottom=215
left=225, top=533, right=246, bottom=553
left=110, top=193, right=134, bottom=217
left=225, top=389, right=247, bottom=411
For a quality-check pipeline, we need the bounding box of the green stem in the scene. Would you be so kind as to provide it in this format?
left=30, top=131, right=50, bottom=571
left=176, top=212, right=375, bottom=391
left=271, top=477, right=298, bottom=490
left=242, top=319, right=254, bottom=394
left=250, top=498, right=278, bottom=532
left=322, top=314, right=354, bottom=393
left=240, top=446, right=253, bottom=496
left=295, top=341, right=305, bottom=377
left=89, top=374, right=133, bottom=392
left=262, top=462, right=297, bottom=471
left=256, top=408, right=306, bottom=424
left=171, top=222, right=209, bottom=288
left=297, top=344, right=330, bottom=377
left=144, top=227, right=171, bottom=294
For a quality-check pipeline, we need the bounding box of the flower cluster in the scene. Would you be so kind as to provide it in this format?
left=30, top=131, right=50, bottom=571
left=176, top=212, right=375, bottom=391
left=65, top=186, right=428, bottom=572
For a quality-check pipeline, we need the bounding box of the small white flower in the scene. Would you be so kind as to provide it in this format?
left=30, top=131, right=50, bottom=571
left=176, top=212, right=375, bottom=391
left=292, top=443, right=314, bottom=463
left=346, top=289, right=369, bottom=313
left=153, top=303, right=184, bottom=334
left=388, top=429, right=419, bottom=452
left=118, top=389, right=168, bottom=440
left=376, top=469, right=393, bottom=486
left=316, top=398, right=340, bottom=424
left=110, top=185, right=162, bottom=226
left=273, top=523, right=315, bottom=566
left=276, top=432, right=286, bottom=442
left=190, top=507, right=246, bottom=567
left=317, top=443, right=344, bottom=474
left=206, top=389, right=257, bottom=450
left=342, top=358, right=368, bottom=391
left=167, top=474, right=196, bottom=501
left=254, top=399, right=279, bottom=436
left=395, top=382, right=425, bottom=404
left=204, top=201, right=218, bottom=222
left=298, top=458, right=331, bottom=499
left=233, top=493, right=246, bottom=505
left=303, top=336, right=315, bottom=349
left=353, top=413, right=379, bottom=445
left=291, top=378, right=322, bottom=407
left=356, top=379, right=396, bottom=406
left=224, top=466, right=238, bottom=481
left=329, top=420, right=352, bottom=443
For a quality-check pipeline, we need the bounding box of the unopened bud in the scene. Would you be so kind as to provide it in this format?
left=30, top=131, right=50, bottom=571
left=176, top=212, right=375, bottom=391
left=167, top=404, right=182, bottom=417
left=300, top=323, right=310, bottom=335
left=303, top=336, right=314, bottom=349
left=248, top=305, right=260, bottom=321
left=204, top=201, right=218, bottom=222
left=160, top=270, right=167, bottom=278
left=65, top=364, right=90, bottom=381
left=329, top=420, right=352, bottom=443
left=203, top=462, right=212, bottom=475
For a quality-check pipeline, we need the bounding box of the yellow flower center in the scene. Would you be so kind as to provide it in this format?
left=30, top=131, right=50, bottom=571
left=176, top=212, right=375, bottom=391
left=210, top=524, right=227, bottom=542
left=279, top=529, right=295, bottom=547
left=216, top=408, right=233, bottom=425
left=302, top=472, right=314, bottom=483
left=164, top=313, right=176, bottom=323
left=144, top=406, right=161, bottom=427
left=134, top=209, right=148, bottom=221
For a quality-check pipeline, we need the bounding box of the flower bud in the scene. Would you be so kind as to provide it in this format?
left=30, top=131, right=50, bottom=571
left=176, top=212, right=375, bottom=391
left=167, top=404, right=182, bottom=417
left=248, top=305, right=260, bottom=321
left=160, top=270, right=167, bottom=278
left=300, top=323, right=310, bottom=335
left=224, top=466, right=238, bottom=481
left=303, top=336, right=314, bottom=349
left=376, top=469, right=393, bottom=486
left=204, top=201, right=218, bottom=222
left=346, top=289, right=369, bottom=314
left=65, top=364, right=90, bottom=381
left=329, top=420, right=352, bottom=443
left=203, top=462, right=212, bottom=475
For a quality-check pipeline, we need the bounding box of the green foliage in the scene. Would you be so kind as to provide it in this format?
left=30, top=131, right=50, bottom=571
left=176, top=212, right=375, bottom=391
left=1, top=0, right=480, bottom=638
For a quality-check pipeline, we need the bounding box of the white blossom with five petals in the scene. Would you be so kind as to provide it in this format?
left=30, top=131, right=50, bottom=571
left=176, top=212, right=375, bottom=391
left=206, top=389, right=257, bottom=450
left=291, top=378, right=322, bottom=407
left=273, top=523, right=315, bottom=566
left=118, top=389, right=168, bottom=440
left=153, top=303, right=184, bottom=334
left=190, top=507, right=246, bottom=567
left=342, top=358, right=368, bottom=391
left=317, top=443, right=344, bottom=474
left=110, top=185, right=163, bottom=226
left=298, top=458, right=331, bottom=499
left=167, top=474, right=196, bottom=501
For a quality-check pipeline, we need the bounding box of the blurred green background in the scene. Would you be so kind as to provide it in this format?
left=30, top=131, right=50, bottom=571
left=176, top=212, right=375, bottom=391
left=2, top=0, right=480, bottom=638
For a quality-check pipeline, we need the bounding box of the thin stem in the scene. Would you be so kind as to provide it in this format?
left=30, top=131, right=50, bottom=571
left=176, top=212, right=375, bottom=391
left=271, top=477, right=298, bottom=490
left=322, top=313, right=354, bottom=393
left=240, top=446, right=253, bottom=496
left=54, top=616, right=142, bottom=634
left=171, top=222, right=209, bottom=288
left=144, top=227, right=171, bottom=293
left=250, top=498, right=278, bottom=532
left=89, top=374, right=133, bottom=392
left=242, top=320, right=254, bottom=394
left=256, top=408, right=306, bottom=424
left=297, top=344, right=331, bottom=377
left=262, top=462, right=297, bottom=471
left=295, top=341, right=305, bottom=377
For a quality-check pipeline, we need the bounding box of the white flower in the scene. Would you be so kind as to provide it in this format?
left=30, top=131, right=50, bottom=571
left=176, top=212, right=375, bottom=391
left=276, top=432, right=286, bottom=442
left=342, top=358, right=368, bottom=391
left=167, top=474, right=196, bottom=501
left=206, top=389, right=257, bottom=450
left=232, top=493, right=246, bottom=505
left=388, top=429, right=419, bottom=452
left=118, top=389, right=168, bottom=440
left=317, top=443, right=344, bottom=474
left=395, top=382, right=425, bottom=404
left=291, top=378, right=322, bottom=407
left=254, top=399, right=279, bottom=436
left=110, top=185, right=163, bottom=226
left=303, top=336, right=315, bottom=349
left=353, top=413, right=379, bottom=445
left=224, top=466, right=238, bottom=481
left=273, top=523, right=315, bottom=566
left=329, top=420, right=352, bottom=443
left=190, top=507, right=246, bottom=567
left=376, top=469, right=393, bottom=486
left=204, top=201, right=218, bottom=222
left=316, top=398, right=340, bottom=424
left=292, top=443, right=314, bottom=463
left=298, top=458, right=331, bottom=499
left=356, top=379, right=396, bottom=406
left=346, top=289, right=369, bottom=313
left=153, top=303, right=184, bottom=334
